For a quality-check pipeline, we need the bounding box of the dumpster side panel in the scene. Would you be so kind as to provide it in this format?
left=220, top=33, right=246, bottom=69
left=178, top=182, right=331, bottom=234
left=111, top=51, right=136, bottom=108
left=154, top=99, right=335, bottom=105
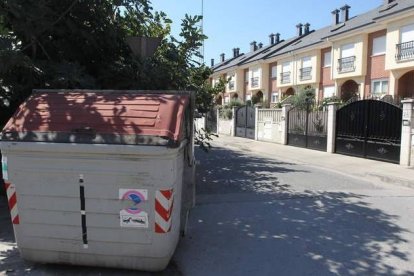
left=2, top=144, right=185, bottom=271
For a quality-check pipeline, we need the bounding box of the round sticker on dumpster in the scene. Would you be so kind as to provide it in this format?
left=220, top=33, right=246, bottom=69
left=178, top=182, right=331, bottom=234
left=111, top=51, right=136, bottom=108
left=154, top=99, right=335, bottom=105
left=119, top=189, right=148, bottom=228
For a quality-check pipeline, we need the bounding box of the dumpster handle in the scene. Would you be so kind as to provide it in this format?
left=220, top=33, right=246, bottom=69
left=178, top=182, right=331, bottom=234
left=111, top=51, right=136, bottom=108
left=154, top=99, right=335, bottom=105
left=79, top=178, right=88, bottom=248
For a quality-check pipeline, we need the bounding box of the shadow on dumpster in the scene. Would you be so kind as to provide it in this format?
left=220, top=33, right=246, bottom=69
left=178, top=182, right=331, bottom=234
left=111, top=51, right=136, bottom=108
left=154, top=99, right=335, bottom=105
left=173, top=146, right=413, bottom=276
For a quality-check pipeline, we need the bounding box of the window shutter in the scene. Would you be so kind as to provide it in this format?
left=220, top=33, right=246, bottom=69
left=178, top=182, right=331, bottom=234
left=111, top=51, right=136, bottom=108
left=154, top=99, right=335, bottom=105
left=302, top=57, right=312, bottom=68
left=401, top=24, right=414, bottom=43
left=341, top=43, right=354, bottom=58
left=372, top=35, right=386, bottom=55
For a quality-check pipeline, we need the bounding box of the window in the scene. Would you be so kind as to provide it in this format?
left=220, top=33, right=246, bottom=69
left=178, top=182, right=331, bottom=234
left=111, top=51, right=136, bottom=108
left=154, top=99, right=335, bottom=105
left=227, top=72, right=235, bottom=91
left=300, top=57, right=312, bottom=80
left=401, top=24, right=414, bottom=43
left=339, top=44, right=356, bottom=73
left=212, top=78, right=220, bottom=87
left=245, top=71, right=249, bottom=83
left=271, top=66, right=277, bottom=79
left=323, top=86, right=335, bottom=98
left=341, top=43, right=355, bottom=58
left=271, top=92, right=278, bottom=103
left=397, top=24, right=414, bottom=61
left=372, top=79, right=388, bottom=95
left=323, top=51, right=332, bottom=67
left=251, top=68, right=260, bottom=88
left=281, top=62, right=291, bottom=84
left=372, top=35, right=386, bottom=56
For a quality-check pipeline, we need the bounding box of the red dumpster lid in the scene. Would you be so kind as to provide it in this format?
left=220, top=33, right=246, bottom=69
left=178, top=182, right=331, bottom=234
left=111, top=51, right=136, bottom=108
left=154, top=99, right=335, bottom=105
left=2, top=90, right=191, bottom=146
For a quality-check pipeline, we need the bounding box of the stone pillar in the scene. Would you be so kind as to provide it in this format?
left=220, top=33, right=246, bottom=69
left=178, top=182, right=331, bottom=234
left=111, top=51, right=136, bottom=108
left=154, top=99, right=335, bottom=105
left=400, top=99, right=414, bottom=166
left=281, top=104, right=291, bottom=145
left=255, top=107, right=259, bottom=140
left=389, top=70, right=398, bottom=97
left=359, top=81, right=365, bottom=100
left=232, top=107, right=237, bottom=137
left=327, top=103, right=338, bottom=153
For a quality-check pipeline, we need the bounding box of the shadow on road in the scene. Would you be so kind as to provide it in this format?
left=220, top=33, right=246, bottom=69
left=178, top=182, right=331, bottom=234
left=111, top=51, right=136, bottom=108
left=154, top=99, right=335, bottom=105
left=196, top=146, right=307, bottom=196
left=174, top=146, right=413, bottom=275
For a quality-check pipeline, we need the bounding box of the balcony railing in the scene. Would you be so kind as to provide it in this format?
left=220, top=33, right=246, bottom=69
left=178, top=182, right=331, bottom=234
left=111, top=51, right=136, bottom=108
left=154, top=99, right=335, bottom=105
left=228, top=82, right=235, bottom=90
left=337, top=56, right=356, bottom=73
left=280, top=72, right=291, bottom=84
left=299, top=67, right=312, bottom=81
left=396, top=41, right=414, bottom=61
left=251, top=77, right=259, bottom=88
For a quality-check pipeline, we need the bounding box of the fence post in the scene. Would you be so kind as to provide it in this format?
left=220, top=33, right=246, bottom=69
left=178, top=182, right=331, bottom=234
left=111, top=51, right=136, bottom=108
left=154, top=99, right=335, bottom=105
left=232, top=107, right=237, bottom=137
left=216, top=108, right=220, bottom=135
left=281, top=104, right=291, bottom=145
left=400, top=99, right=413, bottom=166
left=327, top=103, right=338, bottom=153
left=255, top=107, right=259, bottom=141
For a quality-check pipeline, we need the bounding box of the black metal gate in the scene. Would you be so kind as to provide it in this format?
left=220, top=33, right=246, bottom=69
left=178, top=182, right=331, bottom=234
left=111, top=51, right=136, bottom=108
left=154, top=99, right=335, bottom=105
left=235, top=106, right=255, bottom=139
left=336, top=100, right=402, bottom=164
left=287, top=104, right=328, bottom=151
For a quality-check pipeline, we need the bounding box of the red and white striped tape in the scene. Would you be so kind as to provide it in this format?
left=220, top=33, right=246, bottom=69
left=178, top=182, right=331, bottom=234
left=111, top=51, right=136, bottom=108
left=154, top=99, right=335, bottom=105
left=5, top=182, right=19, bottom=224
left=155, top=189, right=174, bottom=234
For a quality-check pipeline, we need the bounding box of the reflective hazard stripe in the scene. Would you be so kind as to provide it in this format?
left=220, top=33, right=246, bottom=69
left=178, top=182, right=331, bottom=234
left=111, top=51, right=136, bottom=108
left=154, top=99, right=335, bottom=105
left=5, top=182, right=19, bottom=224
left=155, top=189, right=174, bottom=233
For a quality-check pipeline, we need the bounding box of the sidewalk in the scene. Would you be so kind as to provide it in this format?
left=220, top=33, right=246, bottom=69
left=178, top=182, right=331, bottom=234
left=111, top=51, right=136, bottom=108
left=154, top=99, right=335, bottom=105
left=212, top=135, right=414, bottom=189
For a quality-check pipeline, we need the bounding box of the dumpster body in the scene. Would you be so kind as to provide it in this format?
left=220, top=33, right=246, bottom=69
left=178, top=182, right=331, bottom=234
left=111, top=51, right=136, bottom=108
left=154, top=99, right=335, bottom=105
left=0, top=90, right=195, bottom=271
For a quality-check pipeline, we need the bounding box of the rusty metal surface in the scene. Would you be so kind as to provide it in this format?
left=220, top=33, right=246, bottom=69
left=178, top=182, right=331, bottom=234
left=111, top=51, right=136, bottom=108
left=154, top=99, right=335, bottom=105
left=2, top=90, right=190, bottom=145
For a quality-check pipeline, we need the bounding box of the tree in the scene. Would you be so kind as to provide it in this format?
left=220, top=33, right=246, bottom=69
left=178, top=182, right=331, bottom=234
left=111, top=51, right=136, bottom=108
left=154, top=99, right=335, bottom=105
left=0, top=0, right=220, bottom=132
left=291, top=86, right=316, bottom=110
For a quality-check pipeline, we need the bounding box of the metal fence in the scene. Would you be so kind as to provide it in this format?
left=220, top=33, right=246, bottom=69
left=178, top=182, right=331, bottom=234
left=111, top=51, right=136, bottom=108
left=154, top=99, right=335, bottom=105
left=257, top=109, right=282, bottom=123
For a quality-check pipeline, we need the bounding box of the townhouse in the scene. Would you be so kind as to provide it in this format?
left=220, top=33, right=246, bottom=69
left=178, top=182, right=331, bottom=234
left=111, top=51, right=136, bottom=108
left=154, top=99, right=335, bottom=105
left=210, top=0, right=414, bottom=105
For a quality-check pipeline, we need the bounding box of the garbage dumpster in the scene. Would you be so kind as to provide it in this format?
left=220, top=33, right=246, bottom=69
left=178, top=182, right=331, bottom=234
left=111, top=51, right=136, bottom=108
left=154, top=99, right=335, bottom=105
left=0, top=89, right=196, bottom=271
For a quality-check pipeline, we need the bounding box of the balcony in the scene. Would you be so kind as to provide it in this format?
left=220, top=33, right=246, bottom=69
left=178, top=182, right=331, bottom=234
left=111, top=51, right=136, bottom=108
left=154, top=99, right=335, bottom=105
left=396, top=41, right=414, bottom=61
left=337, top=56, right=356, bottom=73
left=280, top=72, right=291, bottom=84
left=299, top=67, right=312, bottom=81
left=251, top=77, right=259, bottom=88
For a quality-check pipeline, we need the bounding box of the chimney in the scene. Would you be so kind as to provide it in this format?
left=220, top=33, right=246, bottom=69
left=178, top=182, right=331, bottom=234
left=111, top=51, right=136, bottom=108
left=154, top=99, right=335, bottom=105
left=236, top=48, right=240, bottom=57
left=304, top=23, right=310, bottom=35
left=258, top=42, right=263, bottom=49
left=275, top=33, right=280, bottom=44
left=296, top=23, right=303, bottom=36
left=341, top=5, right=351, bottom=22
left=269, top=33, right=275, bottom=45
left=331, top=9, right=340, bottom=25
left=220, top=53, right=225, bottom=62
left=250, top=41, right=257, bottom=52
left=233, top=48, right=238, bottom=58
left=384, top=0, right=395, bottom=4
left=211, top=58, right=214, bottom=67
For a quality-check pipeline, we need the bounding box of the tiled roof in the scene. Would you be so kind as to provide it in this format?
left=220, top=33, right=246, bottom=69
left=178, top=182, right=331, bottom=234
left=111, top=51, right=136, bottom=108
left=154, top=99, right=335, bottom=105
left=245, top=37, right=302, bottom=63
left=212, top=0, right=414, bottom=70
left=373, top=0, right=414, bottom=20
left=2, top=90, right=190, bottom=145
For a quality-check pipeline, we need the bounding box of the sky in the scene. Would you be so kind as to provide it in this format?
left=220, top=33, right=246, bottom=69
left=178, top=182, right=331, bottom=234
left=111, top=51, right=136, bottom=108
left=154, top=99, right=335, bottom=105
left=151, top=0, right=384, bottom=65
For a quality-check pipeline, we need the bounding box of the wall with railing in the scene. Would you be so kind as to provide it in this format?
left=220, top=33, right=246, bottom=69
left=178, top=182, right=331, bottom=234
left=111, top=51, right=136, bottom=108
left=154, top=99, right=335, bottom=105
left=257, top=108, right=283, bottom=144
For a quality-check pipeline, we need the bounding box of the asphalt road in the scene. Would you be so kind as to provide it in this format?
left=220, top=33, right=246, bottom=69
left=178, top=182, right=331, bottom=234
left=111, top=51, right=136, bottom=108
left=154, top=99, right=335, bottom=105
left=173, top=142, right=414, bottom=276
left=1, top=139, right=414, bottom=275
